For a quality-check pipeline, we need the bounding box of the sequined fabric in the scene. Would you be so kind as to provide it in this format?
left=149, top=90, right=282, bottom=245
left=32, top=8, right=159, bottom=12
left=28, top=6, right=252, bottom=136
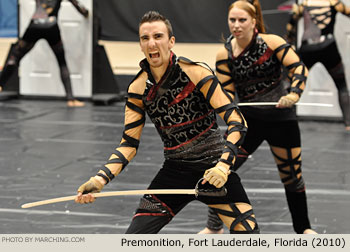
left=140, top=53, right=223, bottom=163
left=225, top=33, right=286, bottom=104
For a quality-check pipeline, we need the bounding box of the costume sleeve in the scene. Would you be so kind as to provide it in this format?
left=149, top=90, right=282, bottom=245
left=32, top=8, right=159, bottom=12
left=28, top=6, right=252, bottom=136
left=196, top=74, right=247, bottom=169
left=286, top=4, right=303, bottom=45
left=69, top=0, right=89, bottom=17
left=333, top=0, right=350, bottom=16
left=274, top=39, right=308, bottom=97
left=97, top=88, right=146, bottom=183
left=215, top=51, right=235, bottom=99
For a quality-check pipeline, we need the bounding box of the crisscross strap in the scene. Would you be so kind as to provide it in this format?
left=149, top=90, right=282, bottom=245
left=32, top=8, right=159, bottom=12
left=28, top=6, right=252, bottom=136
left=101, top=91, right=145, bottom=181
left=216, top=59, right=232, bottom=77
left=178, top=56, right=215, bottom=75
left=287, top=61, right=307, bottom=95
left=213, top=204, right=257, bottom=232
left=275, top=43, right=292, bottom=63
left=271, top=149, right=302, bottom=183
left=216, top=59, right=235, bottom=92
left=275, top=43, right=307, bottom=95
left=100, top=166, right=115, bottom=181
left=183, top=60, right=246, bottom=168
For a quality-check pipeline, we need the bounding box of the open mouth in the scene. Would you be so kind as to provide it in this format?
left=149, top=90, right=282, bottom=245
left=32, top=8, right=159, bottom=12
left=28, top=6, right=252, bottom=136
left=149, top=52, right=160, bottom=58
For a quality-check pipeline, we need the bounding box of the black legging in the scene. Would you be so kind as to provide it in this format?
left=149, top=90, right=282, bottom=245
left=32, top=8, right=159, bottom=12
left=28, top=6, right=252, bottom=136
left=0, top=22, right=74, bottom=101
left=299, top=40, right=350, bottom=127
left=206, top=116, right=311, bottom=234
left=126, top=159, right=259, bottom=234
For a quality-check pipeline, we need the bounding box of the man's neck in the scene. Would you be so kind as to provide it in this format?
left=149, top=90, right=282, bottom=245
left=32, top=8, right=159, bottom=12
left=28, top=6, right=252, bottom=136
left=150, top=60, right=170, bottom=83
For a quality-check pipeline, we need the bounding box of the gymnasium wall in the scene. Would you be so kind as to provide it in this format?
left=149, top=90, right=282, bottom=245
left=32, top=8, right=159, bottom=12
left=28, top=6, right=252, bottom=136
left=96, top=0, right=291, bottom=42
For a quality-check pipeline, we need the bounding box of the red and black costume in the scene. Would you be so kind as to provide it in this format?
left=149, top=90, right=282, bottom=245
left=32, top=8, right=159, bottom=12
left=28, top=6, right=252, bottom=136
left=205, top=31, right=312, bottom=234
left=99, top=52, right=259, bottom=234
left=286, top=0, right=350, bottom=127
left=0, top=0, right=88, bottom=101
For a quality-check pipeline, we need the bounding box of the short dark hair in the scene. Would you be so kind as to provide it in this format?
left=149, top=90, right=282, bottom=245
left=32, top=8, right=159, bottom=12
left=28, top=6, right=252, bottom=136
left=139, top=11, right=173, bottom=38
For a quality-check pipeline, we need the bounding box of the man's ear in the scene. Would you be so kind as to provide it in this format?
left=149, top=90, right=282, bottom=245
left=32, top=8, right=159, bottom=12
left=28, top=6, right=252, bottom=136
left=169, top=36, right=175, bottom=49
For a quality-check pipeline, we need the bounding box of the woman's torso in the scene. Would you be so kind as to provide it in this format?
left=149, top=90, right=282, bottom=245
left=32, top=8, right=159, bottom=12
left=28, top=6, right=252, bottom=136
left=225, top=33, right=296, bottom=121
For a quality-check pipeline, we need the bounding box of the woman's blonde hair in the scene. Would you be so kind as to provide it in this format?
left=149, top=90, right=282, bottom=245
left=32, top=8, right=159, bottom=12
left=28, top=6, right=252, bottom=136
left=228, top=0, right=266, bottom=33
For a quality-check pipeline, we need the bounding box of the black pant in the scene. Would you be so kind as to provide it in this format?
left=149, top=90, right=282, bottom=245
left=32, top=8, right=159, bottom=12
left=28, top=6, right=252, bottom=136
left=0, top=22, right=74, bottom=101
left=206, top=116, right=311, bottom=233
left=126, top=159, right=253, bottom=233
left=299, top=40, right=350, bottom=126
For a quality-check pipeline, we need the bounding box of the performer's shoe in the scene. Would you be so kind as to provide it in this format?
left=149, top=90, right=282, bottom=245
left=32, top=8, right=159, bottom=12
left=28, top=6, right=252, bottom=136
left=198, top=227, right=224, bottom=234
left=303, top=229, right=317, bottom=234
left=67, top=99, right=85, bottom=107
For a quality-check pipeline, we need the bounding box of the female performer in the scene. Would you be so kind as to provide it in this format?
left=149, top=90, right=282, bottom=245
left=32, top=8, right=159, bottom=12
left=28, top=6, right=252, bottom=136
left=286, top=0, right=350, bottom=130
left=199, top=0, right=316, bottom=234
left=0, top=0, right=89, bottom=107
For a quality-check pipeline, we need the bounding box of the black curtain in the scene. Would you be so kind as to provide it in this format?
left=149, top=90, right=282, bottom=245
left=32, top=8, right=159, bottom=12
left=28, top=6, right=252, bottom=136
left=95, top=0, right=290, bottom=43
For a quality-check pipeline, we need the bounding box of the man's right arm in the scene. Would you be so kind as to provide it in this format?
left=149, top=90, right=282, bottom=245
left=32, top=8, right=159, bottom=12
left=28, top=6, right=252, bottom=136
left=75, top=75, right=147, bottom=203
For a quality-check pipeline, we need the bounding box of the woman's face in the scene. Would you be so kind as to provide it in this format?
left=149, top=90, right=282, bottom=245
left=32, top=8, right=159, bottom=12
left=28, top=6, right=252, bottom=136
left=228, top=7, right=256, bottom=39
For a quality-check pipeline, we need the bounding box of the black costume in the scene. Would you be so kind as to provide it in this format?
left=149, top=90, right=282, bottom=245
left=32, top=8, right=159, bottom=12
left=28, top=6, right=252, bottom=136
left=286, top=0, right=350, bottom=127
left=98, top=52, right=259, bottom=234
left=0, top=0, right=88, bottom=101
left=205, top=31, right=311, bottom=234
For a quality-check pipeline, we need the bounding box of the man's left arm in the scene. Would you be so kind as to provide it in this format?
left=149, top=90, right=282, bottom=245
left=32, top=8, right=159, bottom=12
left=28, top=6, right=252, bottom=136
left=197, top=73, right=247, bottom=188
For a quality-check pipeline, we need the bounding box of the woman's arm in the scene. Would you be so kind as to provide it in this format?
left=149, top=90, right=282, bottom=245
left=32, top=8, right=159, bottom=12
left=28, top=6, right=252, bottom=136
left=263, top=34, right=309, bottom=107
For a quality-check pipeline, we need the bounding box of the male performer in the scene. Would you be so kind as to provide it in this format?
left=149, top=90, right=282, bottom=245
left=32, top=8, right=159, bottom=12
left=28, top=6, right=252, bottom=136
left=0, top=0, right=89, bottom=107
left=75, top=11, right=259, bottom=234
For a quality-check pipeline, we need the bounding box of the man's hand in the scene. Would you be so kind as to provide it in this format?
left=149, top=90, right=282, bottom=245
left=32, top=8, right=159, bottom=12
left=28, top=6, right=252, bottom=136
left=277, top=92, right=299, bottom=108
left=203, top=166, right=230, bottom=188
left=75, top=176, right=105, bottom=204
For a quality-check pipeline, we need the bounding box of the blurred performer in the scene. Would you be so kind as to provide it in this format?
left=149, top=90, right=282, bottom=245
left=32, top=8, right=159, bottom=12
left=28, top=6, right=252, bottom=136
left=75, top=11, right=259, bottom=234
left=0, top=0, right=89, bottom=107
left=199, top=0, right=316, bottom=234
left=286, top=0, right=350, bottom=130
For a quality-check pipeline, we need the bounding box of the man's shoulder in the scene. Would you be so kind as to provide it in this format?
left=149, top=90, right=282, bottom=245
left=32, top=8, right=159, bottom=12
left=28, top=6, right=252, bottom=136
left=128, top=71, right=148, bottom=94
left=178, top=57, right=214, bottom=84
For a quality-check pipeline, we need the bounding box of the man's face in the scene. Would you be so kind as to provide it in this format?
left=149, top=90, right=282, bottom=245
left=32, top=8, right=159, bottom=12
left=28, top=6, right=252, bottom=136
left=139, top=21, right=175, bottom=69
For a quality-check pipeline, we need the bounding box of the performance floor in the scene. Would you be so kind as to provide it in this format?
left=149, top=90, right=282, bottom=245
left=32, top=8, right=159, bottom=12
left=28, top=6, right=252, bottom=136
left=0, top=98, right=349, bottom=234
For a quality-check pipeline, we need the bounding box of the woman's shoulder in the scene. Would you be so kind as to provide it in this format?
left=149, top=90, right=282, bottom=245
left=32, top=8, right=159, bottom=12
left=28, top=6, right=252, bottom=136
left=216, top=45, right=229, bottom=61
left=259, top=33, right=288, bottom=50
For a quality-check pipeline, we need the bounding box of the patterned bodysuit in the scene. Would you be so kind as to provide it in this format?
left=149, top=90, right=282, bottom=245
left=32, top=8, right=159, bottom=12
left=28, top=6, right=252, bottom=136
left=205, top=31, right=312, bottom=234
left=100, top=53, right=259, bottom=234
